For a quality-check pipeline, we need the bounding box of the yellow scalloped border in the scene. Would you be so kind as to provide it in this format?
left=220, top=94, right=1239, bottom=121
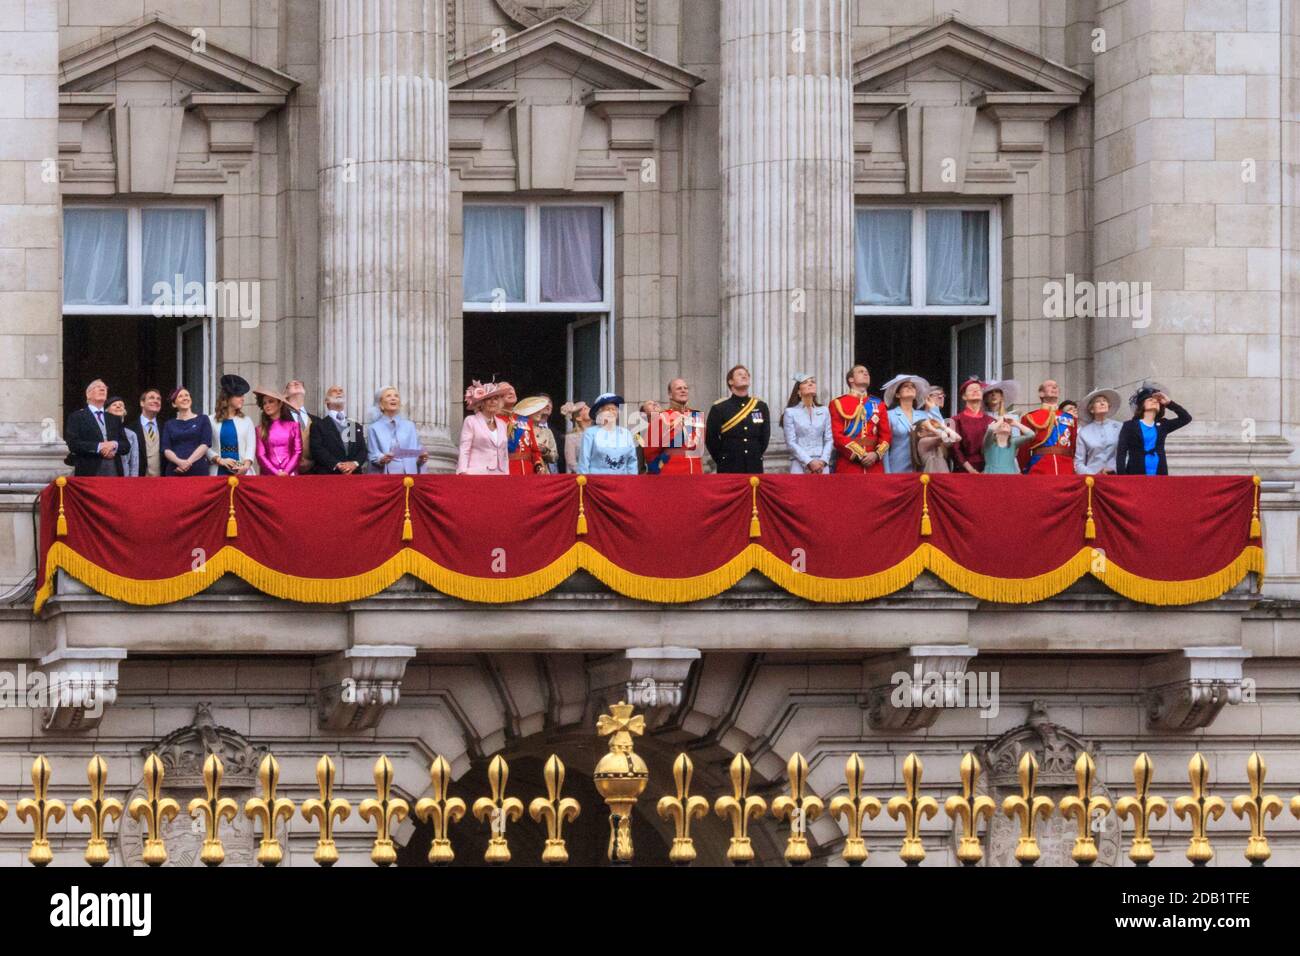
left=33, top=540, right=1265, bottom=613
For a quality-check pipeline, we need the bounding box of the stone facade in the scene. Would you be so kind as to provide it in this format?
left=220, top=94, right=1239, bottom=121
left=0, top=0, right=1297, bottom=865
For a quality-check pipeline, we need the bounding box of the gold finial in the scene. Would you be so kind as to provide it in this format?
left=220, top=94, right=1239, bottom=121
left=244, top=754, right=295, bottom=867
left=593, top=701, right=649, bottom=863
left=1001, top=751, right=1054, bottom=866
left=187, top=753, right=239, bottom=867
left=301, top=755, right=351, bottom=867
left=473, top=755, right=523, bottom=865
left=529, top=754, right=581, bottom=864
left=714, top=752, right=767, bottom=866
left=72, top=755, right=123, bottom=867
left=414, top=755, right=467, bottom=865
left=1173, top=752, right=1226, bottom=866
left=17, top=755, right=67, bottom=867
left=771, top=752, right=824, bottom=866
left=128, top=753, right=179, bottom=867
left=359, top=754, right=410, bottom=867
left=1115, top=753, right=1167, bottom=866
left=1230, top=752, right=1282, bottom=866
left=1059, top=752, right=1112, bottom=866
left=657, top=753, right=710, bottom=866
left=829, top=753, right=881, bottom=866
left=944, top=752, right=994, bottom=867
left=888, top=753, right=939, bottom=866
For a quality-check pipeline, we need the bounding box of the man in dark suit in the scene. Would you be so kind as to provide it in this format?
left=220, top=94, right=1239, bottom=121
left=310, top=384, right=367, bottom=474
left=65, top=379, right=130, bottom=477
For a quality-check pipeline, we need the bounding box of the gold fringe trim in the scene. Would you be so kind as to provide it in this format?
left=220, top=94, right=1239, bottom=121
left=1094, top=545, right=1266, bottom=606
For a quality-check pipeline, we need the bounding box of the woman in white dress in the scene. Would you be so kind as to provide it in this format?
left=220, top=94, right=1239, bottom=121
left=781, top=373, right=833, bottom=474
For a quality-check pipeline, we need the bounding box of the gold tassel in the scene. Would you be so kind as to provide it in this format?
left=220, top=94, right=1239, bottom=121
left=1250, top=475, right=1262, bottom=539
left=55, top=476, right=68, bottom=537
left=1084, top=476, right=1096, bottom=540
left=402, top=476, right=414, bottom=542
left=749, top=476, right=761, bottom=539
left=576, top=476, right=588, bottom=536
left=225, top=477, right=239, bottom=538
left=920, top=474, right=932, bottom=537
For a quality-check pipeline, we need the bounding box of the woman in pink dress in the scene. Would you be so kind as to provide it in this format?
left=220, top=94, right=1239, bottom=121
left=456, top=381, right=509, bottom=475
left=254, top=387, right=302, bottom=476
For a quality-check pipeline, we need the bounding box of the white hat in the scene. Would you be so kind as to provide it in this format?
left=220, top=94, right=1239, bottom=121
left=881, top=374, right=931, bottom=408
left=982, top=379, right=1022, bottom=408
left=1082, top=387, right=1122, bottom=422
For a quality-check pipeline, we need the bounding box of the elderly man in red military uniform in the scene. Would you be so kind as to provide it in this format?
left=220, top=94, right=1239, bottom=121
left=643, top=377, right=705, bottom=474
left=830, top=364, right=892, bottom=474
left=1017, top=378, right=1077, bottom=475
left=499, top=383, right=546, bottom=475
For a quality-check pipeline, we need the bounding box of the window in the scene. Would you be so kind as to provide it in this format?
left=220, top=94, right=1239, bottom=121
left=62, top=204, right=214, bottom=315
left=854, top=206, right=996, bottom=315
left=462, top=200, right=612, bottom=312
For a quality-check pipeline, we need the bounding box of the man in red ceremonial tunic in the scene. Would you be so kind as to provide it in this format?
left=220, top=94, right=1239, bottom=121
left=503, top=390, right=547, bottom=475
left=1017, top=379, right=1077, bottom=475
left=830, top=365, right=892, bottom=474
left=643, top=377, right=705, bottom=474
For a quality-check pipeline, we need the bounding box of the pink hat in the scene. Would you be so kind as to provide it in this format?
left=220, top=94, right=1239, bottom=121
left=463, top=380, right=505, bottom=410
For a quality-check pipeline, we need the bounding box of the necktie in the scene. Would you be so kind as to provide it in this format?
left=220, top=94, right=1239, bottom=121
left=147, top=421, right=155, bottom=440
left=94, top=409, right=104, bottom=436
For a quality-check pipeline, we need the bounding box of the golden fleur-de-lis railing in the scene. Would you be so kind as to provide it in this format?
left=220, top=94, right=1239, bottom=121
left=128, top=753, right=179, bottom=867
left=1174, top=752, right=1226, bottom=866
left=188, top=753, right=239, bottom=867
left=301, top=754, right=351, bottom=867
left=529, top=754, right=580, bottom=864
left=359, top=754, right=410, bottom=867
left=1059, top=752, right=1112, bottom=866
left=657, top=753, right=710, bottom=866
left=714, top=752, right=767, bottom=866
left=1001, top=751, right=1054, bottom=867
left=414, top=755, right=466, bottom=866
left=1230, top=751, right=1282, bottom=866
left=829, top=753, right=881, bottom=867
left=1115, top=752, right=1166, bottom=866
left=17, top=755, right=66, bottom=868
left=244, top=754, right=295, bottom=867
left=72, top=755, right=122, bottom=867
left=472, top=754, right=523, bottom=865
left=771, top=752, right=824, bottom=866
left=944, top=752, right=994, bottom=867
left=887, top=753, right=938, bottom=866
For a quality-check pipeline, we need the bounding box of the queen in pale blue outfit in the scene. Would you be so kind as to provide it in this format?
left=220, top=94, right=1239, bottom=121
left=578, top=394, right=637, bottom=475
left=881, top=374, right=942, bottom=474
left=781, top=373, right=833, bottom=474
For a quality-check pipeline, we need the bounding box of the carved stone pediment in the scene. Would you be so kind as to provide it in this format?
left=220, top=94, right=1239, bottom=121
left=148, top=702, right=266, bottom=790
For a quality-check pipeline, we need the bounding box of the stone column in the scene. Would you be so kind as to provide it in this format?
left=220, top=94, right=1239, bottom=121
left=319, top=0, right=452, bottom=465
left=719, top=0, right=854, bottom=459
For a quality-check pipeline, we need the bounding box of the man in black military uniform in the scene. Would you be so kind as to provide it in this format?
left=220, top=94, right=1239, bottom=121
left=705, top=364, right=770, bottom=474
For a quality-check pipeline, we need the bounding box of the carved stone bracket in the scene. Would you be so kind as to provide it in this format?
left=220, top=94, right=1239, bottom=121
left=1142, top=647, right=1252, bottom=732
left=586, top=646, right=700, bottom=729
left=37, top=646, right=126, bottom=733
left=315, top=645, right=416, bottom=731
left=971, top=92, right=1080, bottom=152
left=862, top=644, right=980, bottom=731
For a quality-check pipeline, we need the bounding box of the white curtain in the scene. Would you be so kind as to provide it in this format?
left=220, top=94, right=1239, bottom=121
left=541, top=206, right=603, bottom=303
left=854, top=209, right=911, bottom=306
left=142, top=208, right=206, bottom=306
left=63, top=208, right=128, bottom=306
left=926, top=210, right=989, bottom=306
left=463, top=205, right=525, bottom=303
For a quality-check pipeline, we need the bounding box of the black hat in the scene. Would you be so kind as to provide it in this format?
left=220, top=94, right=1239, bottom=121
left=219, top=374, right=251, bottom=397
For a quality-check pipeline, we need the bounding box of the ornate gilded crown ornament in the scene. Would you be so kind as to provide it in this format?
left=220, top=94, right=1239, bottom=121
left=1059, top=752, right=1112, bottom=867
left=593, top=701, right=649, bottom=864
left=658, top=753, right=709, bottom=866
left=301, top=755, right=352, bottom=867
left=17, top=755, right=66, bottom=867
left=1000, top=751, right=1054, bottom=867
left=415, top=755, right=466, bottom=866
left=187, top=753, right=239, bottom=867
left=529, top=754, right=581, bottom=865
left=1230, top=752, right=1282, bottom=866
left=772, top=752, right=824, bottom=866
left=473, top=755, right=524, bottom=865
left=71, top=756, right=122, bottom=867
left=245, top=754, right=295, bottom=867
left=360, top=755, right=410, bottom=867
left=830, top=753, right=881, bottom=867
left=714, top=752, right=767, bottom=866
left=887, top=753, right=938, bottom=866
left=127, top=753, right=179, bottom=867
left=944, top=752, right=994, bottom=867
left=1115, top=752, right=1166, bottom=866
left=1174, top=752, right=1225, bottom=866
